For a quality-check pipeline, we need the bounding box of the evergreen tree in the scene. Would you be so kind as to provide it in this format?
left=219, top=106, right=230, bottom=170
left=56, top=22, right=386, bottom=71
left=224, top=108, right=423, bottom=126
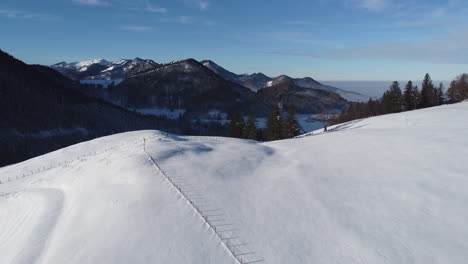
left=243, top=115, right=258, bottom=140
left=403, top=81, right=421, bottom=110
left=420, top=73, right=435, bottom=108
left=459, top=74, right=468, bottom=101
left=266, top=105, right=282, bottom=141
left=436, top=82, right=445, bottom=105
left=283, top=105, right=301, bottom=138
left=228, top=113, right=245, bottom=138
left=447, top=80, right=458, bottom=103
left=412, top=85, right=421, bottom=109
left=447, top=74, right=468, bottom=103
left=403, top=81, right=416, bottom=111
left=367, top=98, right=377, bottom=116
left=382, top=81, right=403, bottom=113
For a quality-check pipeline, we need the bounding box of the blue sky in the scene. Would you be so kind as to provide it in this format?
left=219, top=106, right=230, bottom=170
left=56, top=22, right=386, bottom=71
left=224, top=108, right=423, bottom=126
left=1, top=0, right=468, bottom=81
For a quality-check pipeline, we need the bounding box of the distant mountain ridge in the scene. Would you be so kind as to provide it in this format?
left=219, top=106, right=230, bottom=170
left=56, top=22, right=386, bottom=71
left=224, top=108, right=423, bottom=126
left=111, top=58, right=254, bottom=113
left=200, top=60, right=368, bottom=102
left=52, top=58, right=159, bottom=82
left=48, top=57, right=356, bottom=117
left=0, top=50, right=179, bottom=166
left=245, top=79, right=348, bottom=116
left=52, top=58, right=367, bottom=102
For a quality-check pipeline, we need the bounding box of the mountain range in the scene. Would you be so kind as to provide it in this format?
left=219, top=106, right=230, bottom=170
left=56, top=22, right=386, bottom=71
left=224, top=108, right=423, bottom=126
left=201, top=60, right=368, bottom=102
left=53, top=58, right=368, bottom=104
left=52, top=58, right=159, bottom=82
left=0, top=49, right=359, bottom=165
left=0, top=50, right=186, bottom=166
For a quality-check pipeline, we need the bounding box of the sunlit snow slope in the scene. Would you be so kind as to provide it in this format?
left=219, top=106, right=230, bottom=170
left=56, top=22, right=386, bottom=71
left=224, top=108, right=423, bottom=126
left=1, top=102, right=468, bottom=264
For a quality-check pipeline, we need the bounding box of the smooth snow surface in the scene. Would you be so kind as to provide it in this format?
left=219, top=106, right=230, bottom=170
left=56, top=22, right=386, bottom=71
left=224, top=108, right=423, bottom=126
left=1, top=103, right=468, bottom=264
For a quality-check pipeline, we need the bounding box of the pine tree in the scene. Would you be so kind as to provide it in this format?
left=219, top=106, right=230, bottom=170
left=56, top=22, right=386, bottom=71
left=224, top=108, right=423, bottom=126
left=403, top=81, right=415, bottom=111
left=243, top=115, right=258, bottom=140
left=228, top=113, right=245, bottom=138
left=390, top=81, right=403, bottom=112
left=412, top=85, right=421, bottom=109
left=459, top=74, right=468, bottom=101
left=447, top=74, right=468, bottom=103
left=382, top=81, right=403, bottom=113
left=436, top=82, right=445, bottom=105
left=266, top=105, right=282, bottom=141
left=283, top=105, right=301, bottom=138
left=447, top=80, right=458, bottom=103
left=420, top=73, right=435, bottom=108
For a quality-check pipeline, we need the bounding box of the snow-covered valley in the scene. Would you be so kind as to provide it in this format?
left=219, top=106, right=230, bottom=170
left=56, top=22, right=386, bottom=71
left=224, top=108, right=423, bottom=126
left=1, top=102, right=468, bottom=264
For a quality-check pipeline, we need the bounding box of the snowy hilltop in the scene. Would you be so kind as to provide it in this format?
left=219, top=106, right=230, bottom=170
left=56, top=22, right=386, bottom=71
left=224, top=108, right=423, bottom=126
left=1, top=102, right=468, bottom=263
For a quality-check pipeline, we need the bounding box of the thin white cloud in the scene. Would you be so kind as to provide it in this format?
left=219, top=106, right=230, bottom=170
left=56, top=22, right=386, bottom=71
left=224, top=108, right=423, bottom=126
left=262, top=31, right=345, bottom=49
left=0, top=9, right=19, bottom=18
left=199, top=1, right=209, bottom=11
left=161, top=16, right=193, bottom=24
left=147, top=6, right=167, bottom=13
left=178, top=16, right=192, bottom=24
left=266, top=30, right=468, bottom=65
left=283, top=20, right=320, bottom=26
left=179, top=0, right=210, bottom=11
left=0, top=9, right=58, bottom=20
left=144, top=0, right=168, bottom=13
left=203, top=20, right=215, bottom=26
left=121, top=25, right=152, bottom=31
left=432, top=7, right=446, bottom=18
left=353, top=0, right=389, bottom=11
left=73, top=0, right=108, bottom=6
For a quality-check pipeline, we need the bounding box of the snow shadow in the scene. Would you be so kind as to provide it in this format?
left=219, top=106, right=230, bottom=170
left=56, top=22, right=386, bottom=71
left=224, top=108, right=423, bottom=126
left=155, top=143, right=213, bottom=162
left=330, top=120, right=368, bottom=132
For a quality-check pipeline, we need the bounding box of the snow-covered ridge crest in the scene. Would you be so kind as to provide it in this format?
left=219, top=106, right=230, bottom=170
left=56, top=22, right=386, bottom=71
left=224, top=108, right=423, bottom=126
left=51, top=58, right=159, bottom=82
left=74, top=59, right=111, bottom=68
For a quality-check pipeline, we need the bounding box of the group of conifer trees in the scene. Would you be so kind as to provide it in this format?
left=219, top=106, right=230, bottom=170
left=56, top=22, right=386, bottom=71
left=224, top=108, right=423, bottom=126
left=228, top=105, right=301, bottom=141
left=337, top=73, right=468, bottom=123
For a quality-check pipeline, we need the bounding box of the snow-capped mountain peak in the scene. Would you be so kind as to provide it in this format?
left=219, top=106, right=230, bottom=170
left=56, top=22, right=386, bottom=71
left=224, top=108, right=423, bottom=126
left=74, top=59, right=111, bottom=68
left=51, top=58, right=160, bottom=82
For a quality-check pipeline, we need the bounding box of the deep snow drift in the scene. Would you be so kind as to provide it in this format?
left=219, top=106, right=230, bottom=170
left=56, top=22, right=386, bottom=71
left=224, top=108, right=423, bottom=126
left=1, top=103, right=468, bottom=264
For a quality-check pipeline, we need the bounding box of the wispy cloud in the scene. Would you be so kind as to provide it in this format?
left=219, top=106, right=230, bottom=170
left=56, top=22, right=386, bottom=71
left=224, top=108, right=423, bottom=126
left=283, top=20, right=320, bottom=26
left=0, top=9, right=59, bottom=20
left=0, top=9, right=19, bottom=18
left=144, top=0, right=167, bottom=13
left=198, top=1, right=209, bottom=11
left=203, top=19, right=215, bottom=26
left=73, top=0, right=108, bottom=6
left=354, top=0, right=389, bottom=11
left=121, top=25, right=152, bottom=31
left=147, top=6, right=167, bottom=13
left=161, top=15, right=193, bottom=24
left=431, top=7, right=446, bottom=18
left=266, top=30, right=468, bottom=64
left=261, top=31, right=345, bottom=48
left=178, top=16, right=192, bottom=24
left=179, top=0, right=210, bottom=11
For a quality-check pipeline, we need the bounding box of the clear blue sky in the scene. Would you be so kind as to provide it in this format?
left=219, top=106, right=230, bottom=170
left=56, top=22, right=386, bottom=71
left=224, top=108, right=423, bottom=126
left=1, top=0, right=467, bottom=80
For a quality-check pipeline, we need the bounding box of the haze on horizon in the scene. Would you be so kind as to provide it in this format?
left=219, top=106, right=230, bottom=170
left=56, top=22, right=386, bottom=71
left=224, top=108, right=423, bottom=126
left=1, top=0, right=468, bottom=81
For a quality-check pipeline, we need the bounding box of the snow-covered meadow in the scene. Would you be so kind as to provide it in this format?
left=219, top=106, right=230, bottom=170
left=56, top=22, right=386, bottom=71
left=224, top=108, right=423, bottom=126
left=1, top=102, right=468, bottom=264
